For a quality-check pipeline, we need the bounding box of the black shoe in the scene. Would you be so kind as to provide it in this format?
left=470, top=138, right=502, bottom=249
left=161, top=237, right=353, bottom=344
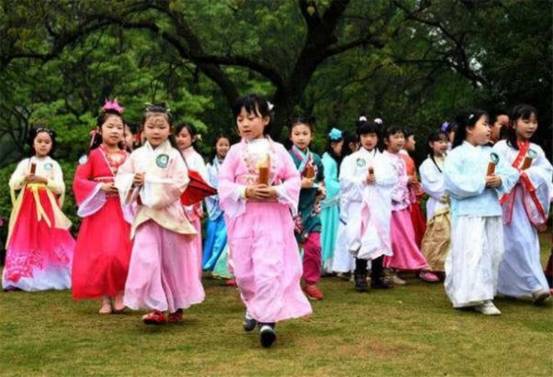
left=259, top=324, right=277, bottom=348
left=243, top=314, right=257, bottom=332
left=371, top=277, right=393, bottom=289
left=354, top=273, right=369, bottom=292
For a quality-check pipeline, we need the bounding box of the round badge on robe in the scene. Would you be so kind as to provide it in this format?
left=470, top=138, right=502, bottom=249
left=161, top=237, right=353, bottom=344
left=44, top=162, right=53, bottom=171
left=356, top=158, right=366, bottom=168
left=156, top=154, right=169, bottom=168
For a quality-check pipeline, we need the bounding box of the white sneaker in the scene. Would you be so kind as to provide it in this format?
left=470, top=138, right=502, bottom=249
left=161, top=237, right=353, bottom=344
left=475, top=301, right=501, bottom=316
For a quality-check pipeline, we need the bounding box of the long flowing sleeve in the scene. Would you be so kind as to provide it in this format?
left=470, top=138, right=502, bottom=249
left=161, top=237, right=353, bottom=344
left=46, top=161, right=65, bottom=196
left=9, top=159, right=28, bottom=192
left=139, top=155, right=189, bottom=210
left=218, top=146, right=248, bottom=218
left=493, top=153, right=520, bottom=197
left=322, top=154, right=340, bottom=199
left=444, top=150, right=486, bottom=199
left=420, top=159, right=445, bottom=201
left=73, top=155, right=107, bottom=217
left=339, top=155, right=365, bottom=202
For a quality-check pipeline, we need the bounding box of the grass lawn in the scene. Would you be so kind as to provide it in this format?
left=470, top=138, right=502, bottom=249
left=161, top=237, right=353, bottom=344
left=0, top=236, right=551, bottom=377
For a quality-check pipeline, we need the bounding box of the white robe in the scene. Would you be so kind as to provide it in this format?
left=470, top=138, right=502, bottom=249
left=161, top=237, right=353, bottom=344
left=493, top=140, right=552, bottom=297
left=419, top=156, right=448, bottom=220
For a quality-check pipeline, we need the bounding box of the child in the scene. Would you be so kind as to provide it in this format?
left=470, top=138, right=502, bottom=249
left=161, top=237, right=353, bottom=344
left=3, top=127, right=74, bottom=291
left=203, top=135, right=234, bottom=284
left=493, top=104, right=552, bottom=304
left=401, top=129, right=426, bottom=248
left=288, top=116, right=326, bottom=300
left=489, top=109, right=509, bottom=145
left=320, top=128, right=343, bottom=274
left=382, top=126, right=438, bottom=283
left=176, top=122, right=208, bottom=276
left=72, top=100, right=132, bottom=314
left=340, top=120, right=397, bottom=291
left=419, top=131, right=450, bottom=277
left=444, top=110, right=519, bottom=315
left=218, top=94, right=311, bottom=348
left=115, top=104, right=205, bottom=324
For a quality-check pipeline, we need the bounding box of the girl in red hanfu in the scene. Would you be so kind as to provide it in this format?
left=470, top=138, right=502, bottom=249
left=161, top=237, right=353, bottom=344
left=3, top=127, right=75, bottom=291
left=72, top=100, right=132, bottom=314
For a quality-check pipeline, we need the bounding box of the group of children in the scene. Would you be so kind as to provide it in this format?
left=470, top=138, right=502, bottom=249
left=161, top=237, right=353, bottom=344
left=2, top=95, right=552, bottom=348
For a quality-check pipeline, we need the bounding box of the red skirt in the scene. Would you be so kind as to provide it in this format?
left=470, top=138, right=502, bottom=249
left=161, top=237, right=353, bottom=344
left=72, top=197, right=132, bottom=298
left=409, top=202, right=426, bottom=248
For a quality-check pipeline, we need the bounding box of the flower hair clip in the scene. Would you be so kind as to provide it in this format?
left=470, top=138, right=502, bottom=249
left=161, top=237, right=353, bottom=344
left=103, top=99, right=124, bottom=114
left=328, top=128, right=343, bottom=141
left=440, top=122, right=449, bottom=132
left=374, top=118, right=383, bottom=125
left=358, top=115, right=368, bottom=122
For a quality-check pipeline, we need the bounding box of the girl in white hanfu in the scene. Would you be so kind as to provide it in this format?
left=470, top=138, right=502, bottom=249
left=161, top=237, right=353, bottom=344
left=493, top=104, right=552, bottom=304
left=444, top=110, right=519, bottom=315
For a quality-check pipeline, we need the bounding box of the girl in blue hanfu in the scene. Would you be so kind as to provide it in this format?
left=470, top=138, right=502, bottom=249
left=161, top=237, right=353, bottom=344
left=444, top=110, right=519, bottom=315
left=202, top=135, right=235, bottom=284
left=320, top=128, right=343, bottom=274
left=115, top=104, right=205, bottom=325
left=218, top=94, right=311, bottom=348
left=493, top=104, right=552, bottom=304
left=340, top=119, right=397, bottom=292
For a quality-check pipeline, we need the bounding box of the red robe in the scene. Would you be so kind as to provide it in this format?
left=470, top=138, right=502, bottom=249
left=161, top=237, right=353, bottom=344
left=72, top=146, right=132, bottom=299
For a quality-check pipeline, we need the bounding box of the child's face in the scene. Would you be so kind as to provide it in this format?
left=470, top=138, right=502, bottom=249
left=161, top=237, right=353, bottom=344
left=236, top=107, right=269, bottom=140
left=216, top=137, right=230, bottom=158
left=34, top=132, right=52, bottom=157
left=101, top=115, right=124, bottom=147
left=466, top=115, right=490, bottom=145
left=404, top=135, right=416, bottom=152
left=360, top=132, right=378, bottom=151
left=144, top=115, right=171, bottom=147
left=385, top=132, right=405, bottom=153
left=290, top=123, right=312, bottom=150
left=430, top=137, right=448, bottom=157
left=514, top=113, right=538, bottom=140
left=491, top=114, right=509, bottom=141
left=331, top=140, right=343, bottom=156
left=176, top=127, right=193, bottom=150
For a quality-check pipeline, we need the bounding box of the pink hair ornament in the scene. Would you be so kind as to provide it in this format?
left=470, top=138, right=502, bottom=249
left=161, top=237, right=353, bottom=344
left=102, top=98, right=124, bottom=114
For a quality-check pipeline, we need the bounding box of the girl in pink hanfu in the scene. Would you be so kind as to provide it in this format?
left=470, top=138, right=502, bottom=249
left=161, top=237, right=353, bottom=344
left=382, top=126, right=437, bottom=284
left=494, top=104, right=552, bottom=305
left=218, top=94, right=312, bottom=348
left=115, top=104, right=205, bottom=325
left=72, top=101, right=132, bottom=314
left=3, top=127, right=74, bottom=291
left=175, top=122, right=208, bottom=276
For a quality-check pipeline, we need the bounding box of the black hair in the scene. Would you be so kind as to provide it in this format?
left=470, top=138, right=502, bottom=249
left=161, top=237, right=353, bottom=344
left=325, top=130, right=344, bottom=165
left=380, top=125, right=405, bottom=151
left=506, top=104, right=538, bottom=150
left=140, top=103, right=179, bottom=151
left=28, top=126, right=57, bottom=157
left=290, top=115, right=316, bottom=133
left=232, top=94, right=273, bottom=136
left=488, top=108, right=509, bottom=125
left=426, top=130, right=448, bottom=172
left=452, top=109, right=489, bottom=149
left=356, top=119, right=381, bottom=137
left=90, top=109, right=125, bottom=151
left=404, top=128, right=414, bottom=138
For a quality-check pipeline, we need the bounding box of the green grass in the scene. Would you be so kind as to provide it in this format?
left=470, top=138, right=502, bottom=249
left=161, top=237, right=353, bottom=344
left=1, top=238, right=552, bottom=377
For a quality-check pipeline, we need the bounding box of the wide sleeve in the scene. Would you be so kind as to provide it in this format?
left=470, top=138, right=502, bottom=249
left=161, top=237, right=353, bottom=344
left=272, top=145, right=301, bottom=215
left=494, top=154, right=520, bottom=197
left=46, top=161, right=65, bottom=196
left=523, top=145, right=553, bottom=192
left=114, top=154, right=138, bottom=207
left=444, top=151, right=486, bottom=199
left=218, top=146, right=248, bottom=218
left=73, top=153, right=107, bottom=217
left=9, top=159, right=29, bottom=192
left=139, top=154, right=189, bottom=210
left=322, top=154, right=340, bottom=198
left=419, top=159, right=445, bottom=201
left=204, top=164, right=221, bottom=220
left=339, top=155, right=365, bottom=202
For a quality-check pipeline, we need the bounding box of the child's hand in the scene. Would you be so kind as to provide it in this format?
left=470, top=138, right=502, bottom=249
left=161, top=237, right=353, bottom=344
left=301, top=177, right=314, bottom=189
left=246, top=184, right=272, bottom=200
left=317, top=185, right=326, bottom=200
left=485, top=175, right=502, bottom=188
left=25, top=174, right=47, bottom=184
left=366, top=172, right=376, bottom=184
left=258, top=186, right=278, bottom=200
left=133, top=173, right=145, bottom=186
left=100, top=182, right=118, bottom=193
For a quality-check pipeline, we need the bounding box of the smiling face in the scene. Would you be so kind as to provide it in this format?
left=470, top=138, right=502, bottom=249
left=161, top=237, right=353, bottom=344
left=514, top=113, right=538, bottom=141
left=143, top=114, right=171, bottom=147
left=100, top=114, right=124, bottom=147
left=385, top=131, right=405, bottom=153
left=33, top=131, right=53, bottom=157
left=466, top=115, right=490, bottom=146
left=215, top=137, right=230, bottom=159
left=290, top=123, right=313, bottom=150
left=176, top=127, right=193, bottom=151
left=236, top=106, right=269, bottom=140
left=430, top=136, right=448, bottom=157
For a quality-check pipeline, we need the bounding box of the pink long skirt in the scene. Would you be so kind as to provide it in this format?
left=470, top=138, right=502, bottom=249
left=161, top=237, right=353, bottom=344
left=123, top=221, right=205, bottom=313
left=384, top=208, right=429, bottom=271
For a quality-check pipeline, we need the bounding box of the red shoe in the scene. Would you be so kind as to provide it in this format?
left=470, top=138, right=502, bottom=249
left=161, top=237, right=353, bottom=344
left=142, top=310, right=166, bottom=325
left=304, top=284, right=324, bottom=300
left=168, top=309, right=183, bottom=323
left=226, top=279, right=237, bottom=287
left=419, top=271, right=440, bottom=283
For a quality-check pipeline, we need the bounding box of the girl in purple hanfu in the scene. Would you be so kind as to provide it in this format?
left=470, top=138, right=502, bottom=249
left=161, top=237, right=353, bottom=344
left=218, top=94, right=312, bottom=348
